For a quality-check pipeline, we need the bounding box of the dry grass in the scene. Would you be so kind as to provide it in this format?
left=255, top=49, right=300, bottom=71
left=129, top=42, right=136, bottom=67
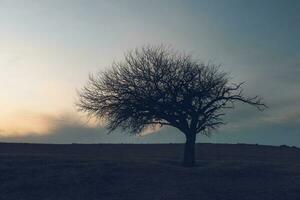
left=1, top=143, right=300, bottom=200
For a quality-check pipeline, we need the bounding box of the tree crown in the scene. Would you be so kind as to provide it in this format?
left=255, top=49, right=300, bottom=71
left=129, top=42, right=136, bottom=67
left=77, top=45, right=266, bottom=135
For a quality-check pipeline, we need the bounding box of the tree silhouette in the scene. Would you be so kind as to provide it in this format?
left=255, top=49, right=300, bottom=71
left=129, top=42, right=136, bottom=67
left=77, top=45, right=266, bottom=167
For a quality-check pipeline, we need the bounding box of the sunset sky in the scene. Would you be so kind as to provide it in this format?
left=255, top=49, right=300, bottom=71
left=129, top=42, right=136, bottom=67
left=0, top=0, right=299, bottom=146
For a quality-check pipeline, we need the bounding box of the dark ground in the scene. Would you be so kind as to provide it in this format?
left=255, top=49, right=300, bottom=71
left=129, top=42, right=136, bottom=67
left=0, top=143, right=300, bottom=200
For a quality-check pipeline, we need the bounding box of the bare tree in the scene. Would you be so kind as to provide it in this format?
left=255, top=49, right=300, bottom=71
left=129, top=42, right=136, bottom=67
left=77, top=45, right=266, bottom=167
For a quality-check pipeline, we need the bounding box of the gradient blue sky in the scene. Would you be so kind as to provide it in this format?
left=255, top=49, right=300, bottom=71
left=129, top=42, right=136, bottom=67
left=0, top=0, right=299, bottom=146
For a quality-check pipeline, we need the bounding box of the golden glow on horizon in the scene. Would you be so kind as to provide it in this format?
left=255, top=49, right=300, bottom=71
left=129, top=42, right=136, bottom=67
left=0, top=78, right=76, bottom=136
left=0, top=110, right=100, bottom=137
left=0, top=112, right=54, bottom=136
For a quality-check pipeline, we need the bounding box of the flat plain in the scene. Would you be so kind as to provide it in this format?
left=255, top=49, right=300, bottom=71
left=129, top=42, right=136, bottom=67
left=1, top=143, right=300, bottom=200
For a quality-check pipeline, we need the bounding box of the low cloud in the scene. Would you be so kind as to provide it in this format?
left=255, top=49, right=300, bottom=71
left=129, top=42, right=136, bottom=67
left=0, top=112, right=185, bottom=144
left=1, top=98, right=300, bottom=147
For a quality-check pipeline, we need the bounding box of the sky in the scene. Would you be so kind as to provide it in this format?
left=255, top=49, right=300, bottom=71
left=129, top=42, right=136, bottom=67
left=0, top=0, right=299, bottom=146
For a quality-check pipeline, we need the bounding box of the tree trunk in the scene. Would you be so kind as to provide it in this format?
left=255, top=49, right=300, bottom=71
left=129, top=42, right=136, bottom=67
left=183, top=133, right=196, bottom=167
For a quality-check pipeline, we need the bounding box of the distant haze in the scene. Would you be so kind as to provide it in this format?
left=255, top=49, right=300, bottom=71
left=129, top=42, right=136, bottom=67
left=0, top=0, right=299, bottom=146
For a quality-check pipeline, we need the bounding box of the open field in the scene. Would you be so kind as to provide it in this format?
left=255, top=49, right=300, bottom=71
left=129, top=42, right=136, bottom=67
left=1, top=143, right=300, bottom=200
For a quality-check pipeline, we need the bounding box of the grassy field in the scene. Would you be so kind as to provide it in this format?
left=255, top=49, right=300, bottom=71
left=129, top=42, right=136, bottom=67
left=1, top=143, right=300, bottom=200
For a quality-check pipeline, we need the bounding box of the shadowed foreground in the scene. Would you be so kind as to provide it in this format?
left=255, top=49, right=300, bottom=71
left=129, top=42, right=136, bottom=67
left=1, top=143, right=300, bottom=200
